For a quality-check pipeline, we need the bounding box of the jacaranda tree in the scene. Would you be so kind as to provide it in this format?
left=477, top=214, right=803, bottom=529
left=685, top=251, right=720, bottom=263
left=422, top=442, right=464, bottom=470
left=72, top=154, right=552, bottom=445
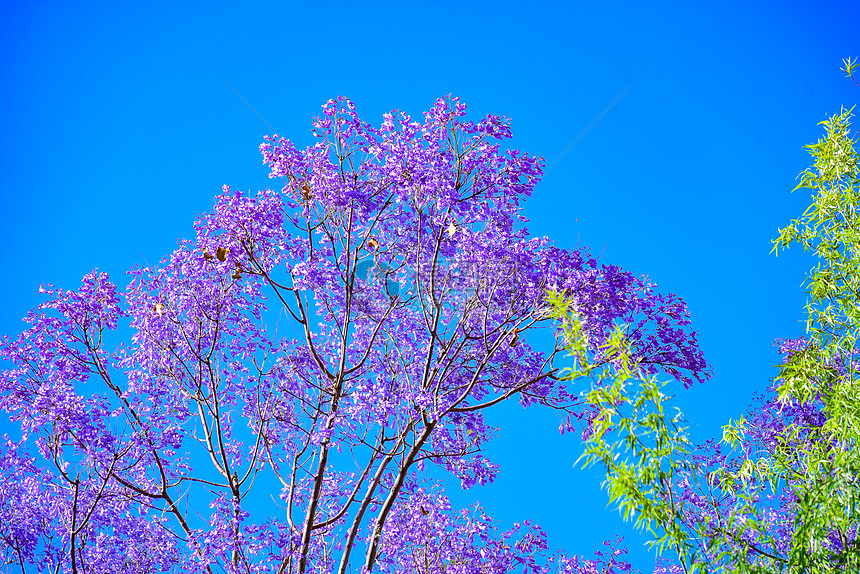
left=567, top=63, right=860, bottom=574
left=0, top=96, right=708, bottom=573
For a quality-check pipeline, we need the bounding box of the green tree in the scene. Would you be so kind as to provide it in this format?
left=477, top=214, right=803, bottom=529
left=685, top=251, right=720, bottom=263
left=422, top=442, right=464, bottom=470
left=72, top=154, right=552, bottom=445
left=552, top=63, right=860, bottom=573
left=547, top=291, right=704, bottom=574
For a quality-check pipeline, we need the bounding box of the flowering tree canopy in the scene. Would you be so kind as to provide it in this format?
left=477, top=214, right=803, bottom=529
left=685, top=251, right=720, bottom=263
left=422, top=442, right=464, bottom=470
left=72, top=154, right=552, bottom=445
left=0, top=96, right=707, bottom=573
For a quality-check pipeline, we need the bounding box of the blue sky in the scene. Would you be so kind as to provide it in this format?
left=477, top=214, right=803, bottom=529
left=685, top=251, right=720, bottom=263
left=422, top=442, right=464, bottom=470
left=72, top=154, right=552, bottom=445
left=1, top=1, right=859, bottom=570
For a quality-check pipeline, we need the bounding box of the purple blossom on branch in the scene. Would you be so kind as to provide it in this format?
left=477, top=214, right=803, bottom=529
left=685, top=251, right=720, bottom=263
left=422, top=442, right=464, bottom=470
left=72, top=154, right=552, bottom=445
left=0, top=96, right=707, bottom=573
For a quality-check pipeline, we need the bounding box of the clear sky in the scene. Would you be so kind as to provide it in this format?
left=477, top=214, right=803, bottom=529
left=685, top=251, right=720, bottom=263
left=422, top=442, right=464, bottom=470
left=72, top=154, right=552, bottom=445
left=1, top=1, right=859, bottom=571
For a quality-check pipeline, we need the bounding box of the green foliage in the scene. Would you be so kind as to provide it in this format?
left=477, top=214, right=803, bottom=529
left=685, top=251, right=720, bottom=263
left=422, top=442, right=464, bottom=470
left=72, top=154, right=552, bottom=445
left=843, top=58, right=860, bottom=88
left=765, top=104, right=860, bottom=571
left=554, top=67, right=860, bottom=574
left=693, top=104, right=860, bottom=572
left=544, top=289, right=595, bottom=379
left=547, top=294, right=704, bottom=574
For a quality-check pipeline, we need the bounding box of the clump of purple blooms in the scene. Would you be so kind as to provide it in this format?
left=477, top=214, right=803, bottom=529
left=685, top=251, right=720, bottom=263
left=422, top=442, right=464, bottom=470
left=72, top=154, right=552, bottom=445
left=0, top=96, right=708, bottom=573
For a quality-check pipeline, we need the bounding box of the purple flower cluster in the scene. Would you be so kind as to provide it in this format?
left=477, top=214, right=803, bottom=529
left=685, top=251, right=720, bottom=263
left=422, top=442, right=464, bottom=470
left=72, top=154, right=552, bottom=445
left=0, top=96, right=707, bottom=572
left=640, top=335, right=860, bottom=571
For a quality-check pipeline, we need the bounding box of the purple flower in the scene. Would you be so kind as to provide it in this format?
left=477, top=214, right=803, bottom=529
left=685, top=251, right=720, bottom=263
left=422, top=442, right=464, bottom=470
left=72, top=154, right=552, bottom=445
left=0, top=96, right=705, bottom=573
